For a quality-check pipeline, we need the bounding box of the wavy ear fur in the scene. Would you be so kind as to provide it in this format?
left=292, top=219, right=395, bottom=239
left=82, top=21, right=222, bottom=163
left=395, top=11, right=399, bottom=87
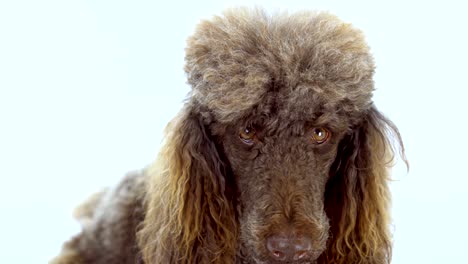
left=321, top=106, right=406, bottom=264
left=137, top=108, right=238, bottom=264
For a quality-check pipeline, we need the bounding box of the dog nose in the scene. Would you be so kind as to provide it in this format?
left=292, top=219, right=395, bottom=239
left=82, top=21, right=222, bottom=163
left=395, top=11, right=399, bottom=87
left=266, top=234, right=312, bottom=261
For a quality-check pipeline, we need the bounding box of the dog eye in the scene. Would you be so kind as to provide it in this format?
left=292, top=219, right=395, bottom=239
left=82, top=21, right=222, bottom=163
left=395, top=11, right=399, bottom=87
left=311, top=127, right=330, bottom=144
left=239, top=126, right=256, bottom=145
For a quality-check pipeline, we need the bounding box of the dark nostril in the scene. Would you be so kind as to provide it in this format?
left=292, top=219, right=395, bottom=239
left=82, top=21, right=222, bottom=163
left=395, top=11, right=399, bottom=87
left=294, top=250, right=309, bottom=260
left=272, top=250, right=284, bottom=259
left=266, top=236, right=288, bottom=261
left=266, top=235, right=312, bottom=261
left=293, top=238, right=312, bottom=260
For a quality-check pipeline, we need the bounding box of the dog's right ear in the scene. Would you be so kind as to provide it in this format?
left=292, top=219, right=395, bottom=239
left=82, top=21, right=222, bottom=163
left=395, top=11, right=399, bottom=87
left=137, top=108, right=238, bottom=264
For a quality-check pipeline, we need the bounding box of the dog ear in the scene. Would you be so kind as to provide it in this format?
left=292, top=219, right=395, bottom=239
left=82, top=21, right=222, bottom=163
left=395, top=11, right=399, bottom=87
left=137, top=109, right=238, bottom=264
left=321, top=106, right=406, bottom=264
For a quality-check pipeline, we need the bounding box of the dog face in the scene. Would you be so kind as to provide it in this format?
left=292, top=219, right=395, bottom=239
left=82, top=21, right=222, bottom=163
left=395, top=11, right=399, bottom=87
left=211, top=90, right=354, bottom=263
left=223, top=123, right=337, bottom=262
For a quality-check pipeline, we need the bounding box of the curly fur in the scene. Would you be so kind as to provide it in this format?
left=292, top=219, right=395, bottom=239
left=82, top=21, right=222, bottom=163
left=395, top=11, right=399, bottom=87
left=51, top=8, right=406, bottom=264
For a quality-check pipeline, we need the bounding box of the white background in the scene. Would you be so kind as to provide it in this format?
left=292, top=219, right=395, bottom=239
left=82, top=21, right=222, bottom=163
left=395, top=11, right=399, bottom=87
left=1, top=1, right=467, bottom=263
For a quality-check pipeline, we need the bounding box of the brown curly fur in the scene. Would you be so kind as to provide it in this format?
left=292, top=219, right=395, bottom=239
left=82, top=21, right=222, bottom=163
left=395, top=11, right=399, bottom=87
left=51, top=7, right=406, bottom=264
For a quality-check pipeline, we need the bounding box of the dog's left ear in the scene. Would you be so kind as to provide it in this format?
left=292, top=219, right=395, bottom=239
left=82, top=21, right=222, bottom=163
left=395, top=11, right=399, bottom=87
left=137, top=109, right=238, bottom=264
left=322, top=106, right=407, bottom=264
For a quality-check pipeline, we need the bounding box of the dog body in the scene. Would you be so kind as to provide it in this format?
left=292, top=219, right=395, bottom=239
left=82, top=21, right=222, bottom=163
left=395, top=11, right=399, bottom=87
left=52, top=8, right=405, bottom=264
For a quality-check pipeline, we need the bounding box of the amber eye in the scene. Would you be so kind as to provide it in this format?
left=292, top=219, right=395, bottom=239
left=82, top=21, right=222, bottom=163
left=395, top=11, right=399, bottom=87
left=239, top=126, right=256, bottom=144
left=311, top=127, right=330, bottom=144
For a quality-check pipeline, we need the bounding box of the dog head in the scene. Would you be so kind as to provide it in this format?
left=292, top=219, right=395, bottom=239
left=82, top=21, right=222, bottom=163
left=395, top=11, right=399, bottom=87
left=138, top=8, right=405, bottom=264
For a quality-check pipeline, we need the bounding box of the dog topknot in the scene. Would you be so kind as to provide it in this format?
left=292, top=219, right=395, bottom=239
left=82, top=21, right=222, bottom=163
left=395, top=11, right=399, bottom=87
left=185, top=8, right=375, bottom=125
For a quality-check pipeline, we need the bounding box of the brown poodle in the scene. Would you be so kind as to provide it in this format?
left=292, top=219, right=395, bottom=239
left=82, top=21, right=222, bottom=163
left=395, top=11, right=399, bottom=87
left=51, top=8, right=406, bottom=264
